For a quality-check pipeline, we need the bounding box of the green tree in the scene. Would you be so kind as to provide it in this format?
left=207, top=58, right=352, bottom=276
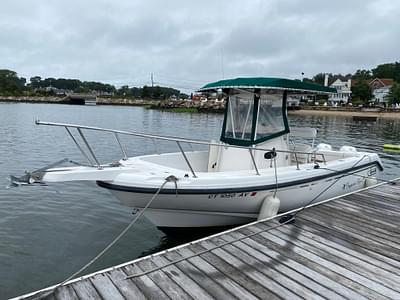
left=116, top=85, right=132, bottom=96
left=351, top=80, right=373, bottom=104
left=74, top=86, right=90, bottom=93
left=141, top=85, right=150, bottom=98
left=352, top=69, right=372, bottom=80
left=0, top=69, right=26, bottom=95
left=372, top=62, right=400, bottom=82
left=153, top=86, right=162, bottom=99
left=386, top=82, right=400, bottom=106
left=130, top=87, right=140, bottom=97
left=29, top=76, right=43, bottom=88
left=42, top=77, right=56, bottom=88
left=312, top=73, right=351, bottom=86
left=54, top=78, right=80, bottom=90
left=312, top=73, right=325, bottom=85
left=331, top=73, right=351, bottom=82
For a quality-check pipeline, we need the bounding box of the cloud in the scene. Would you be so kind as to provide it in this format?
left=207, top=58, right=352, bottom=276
left=0, top=0, right=399, bottom=91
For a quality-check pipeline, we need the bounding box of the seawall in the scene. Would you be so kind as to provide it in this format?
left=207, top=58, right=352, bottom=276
left=0, top=96, right=226, bottom=113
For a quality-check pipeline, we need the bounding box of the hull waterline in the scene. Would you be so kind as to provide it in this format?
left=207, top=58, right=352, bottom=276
left=97, top=163, right=380, bottom=229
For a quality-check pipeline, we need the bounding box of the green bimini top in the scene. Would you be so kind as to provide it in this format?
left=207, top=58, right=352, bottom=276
left=199, top=77, right=336, bottom=94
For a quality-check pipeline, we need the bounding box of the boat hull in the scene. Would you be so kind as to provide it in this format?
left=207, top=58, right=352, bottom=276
left=98, top=163, right=379, bottom=229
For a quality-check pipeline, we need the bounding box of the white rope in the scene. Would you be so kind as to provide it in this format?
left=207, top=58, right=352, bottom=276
left=37, top=175, right=178, bottom=299
left=273, top=153, right=278, bottom=198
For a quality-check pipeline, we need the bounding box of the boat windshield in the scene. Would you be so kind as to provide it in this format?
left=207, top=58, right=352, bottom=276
left=221, top=89, right=289, bottom=146
left=224, top=93, right=255, bottom=141
left=256, top=91, right=287, bottom=140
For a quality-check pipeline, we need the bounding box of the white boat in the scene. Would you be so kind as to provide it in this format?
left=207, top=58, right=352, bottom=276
left=15, top=77, right=383, bottom=234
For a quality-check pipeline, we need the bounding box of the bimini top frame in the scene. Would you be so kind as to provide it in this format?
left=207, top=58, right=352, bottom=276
left=199, top=77, right=336, bottom=147
left=198, top=77, right=336, bottom=94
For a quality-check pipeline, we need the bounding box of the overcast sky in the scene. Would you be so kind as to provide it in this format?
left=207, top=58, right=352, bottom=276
left=1, top=0, right=399, bottom=91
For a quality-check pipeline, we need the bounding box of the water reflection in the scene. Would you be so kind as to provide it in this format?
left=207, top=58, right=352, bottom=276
left=1, top=103, right=400, bottom=298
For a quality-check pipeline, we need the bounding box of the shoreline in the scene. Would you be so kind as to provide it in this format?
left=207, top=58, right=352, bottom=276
left=2, top=96, right=400, bottom=119
left=288, top=108, right=400, bottom=119
left=0, top=96, right=225, bottom=113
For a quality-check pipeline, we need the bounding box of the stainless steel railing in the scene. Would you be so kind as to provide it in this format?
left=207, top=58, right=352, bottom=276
left=35, top=120, right=326, bottom=177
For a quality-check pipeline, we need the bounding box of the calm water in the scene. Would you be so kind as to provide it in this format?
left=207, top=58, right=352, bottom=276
left=0, top=103, right=399, bottom=298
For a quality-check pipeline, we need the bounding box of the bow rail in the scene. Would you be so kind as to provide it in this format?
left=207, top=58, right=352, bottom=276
left=35, top=120, right=326, bottom=177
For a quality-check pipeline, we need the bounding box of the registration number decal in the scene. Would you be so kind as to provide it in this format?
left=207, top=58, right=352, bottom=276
left=208, top=192, right=257, bottom=199
left=368, top=167, right=377, bottom=176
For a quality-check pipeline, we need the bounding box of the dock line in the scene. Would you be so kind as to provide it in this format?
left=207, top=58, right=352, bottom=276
left=39, top=175, right=178, bottom=298
left=13, top=175, right=400, bottom=300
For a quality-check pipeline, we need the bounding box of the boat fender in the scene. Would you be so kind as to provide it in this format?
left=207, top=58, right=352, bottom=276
left=316, top=143, right=332, bottom=151
left=383, top=144, right=400, bottom=150
left=365, top=177, right=378, bottom=187
left=340, top=146, right=357, bottom=152
left=257, top=195, right=280, bottom=221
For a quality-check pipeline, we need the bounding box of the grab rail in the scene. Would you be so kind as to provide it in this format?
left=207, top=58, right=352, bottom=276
left=35, top=120, right=327, bottom=177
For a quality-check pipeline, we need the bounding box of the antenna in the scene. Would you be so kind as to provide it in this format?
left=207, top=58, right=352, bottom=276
left=151, top=73, right=154, bottom=88
left=220, top=50, right=225, bottom=79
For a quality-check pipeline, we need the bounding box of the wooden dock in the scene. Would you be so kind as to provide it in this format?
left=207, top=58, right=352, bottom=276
left=16, top=181, right=400, bottom=300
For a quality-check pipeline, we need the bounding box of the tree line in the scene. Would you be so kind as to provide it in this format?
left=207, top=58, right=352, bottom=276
left=0, top=69, right=184, bottom=100
left=1, top=62, right=400, bottom=103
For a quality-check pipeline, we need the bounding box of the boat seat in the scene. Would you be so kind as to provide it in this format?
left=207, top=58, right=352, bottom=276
left=288, top=127, right=317, bottom=164
left=289, top=143, right=313, bottom=164
left=289, top=127, right=317, bottom=148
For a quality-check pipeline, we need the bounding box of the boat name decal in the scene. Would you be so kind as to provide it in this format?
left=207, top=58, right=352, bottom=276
left=342, top=178, right=364, bottom=190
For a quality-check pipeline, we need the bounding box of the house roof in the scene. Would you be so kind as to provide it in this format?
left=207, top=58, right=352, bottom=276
left=330, top=78, right=350, bottom=86
left=369, top=78, right=394, bottom=89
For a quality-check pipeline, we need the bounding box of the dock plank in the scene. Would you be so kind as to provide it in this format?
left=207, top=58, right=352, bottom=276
left=367, top=186, right=400, bottom=199
left=189, top=243, right=279, bottom=299
left=306, top=206, right=400, bottom=247
left=106, top=269, right=147, bottom=300
left=215, top=235, right=326, bottom=300
left=273, top=224, right=400, bottom=288
left=89, top=273, right=125, bottom=300
left=162, top=249, right=239, bottom=299
left=228, top=230, right=359, bottom=299
left=257, top=227, right=400, bottom=299
left=308, top=202, right=398, bottom=235
left=343, top=193, right=400, bottom=214
left=175, top=247, right=258, bottom=300
left=71, top=280, right=101, bottom=300
left=150, top=254, right=213, bottom=300
left=135, top=257, right=193, bottom=300
left=53, top=286, right=79, bottom=300
left=298, top=210, right=400, bottom=262
left=200, top=238, right=301, bottom=299
left=293, top=218, right=400, bottom=274
left=122, top=264, right=170, bottom=299
left=239, top=226, right=381, bottom=299
left=17, top=180, right=400, bottom=300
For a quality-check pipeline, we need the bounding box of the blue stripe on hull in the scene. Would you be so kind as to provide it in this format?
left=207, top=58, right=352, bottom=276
left=97, top=161, right=381, bottom=195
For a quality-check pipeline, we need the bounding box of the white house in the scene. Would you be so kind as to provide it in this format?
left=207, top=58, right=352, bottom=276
left=369, top=78, right=393, bottom=104
left=327, top=78, right=352, bottom=104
